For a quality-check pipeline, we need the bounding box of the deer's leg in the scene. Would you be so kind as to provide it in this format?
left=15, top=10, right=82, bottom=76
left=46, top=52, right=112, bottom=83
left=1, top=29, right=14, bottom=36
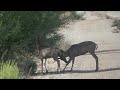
left=90, top=52, right=99, bottom=71
left=57, top=60, right=60, bottom=73
left=62, top=58, right=72, bottom=71
left=44, top=59, right=48, bottom=73
left=41, top=59, right=44, bottom=74
left=70, top=57, right=75, bottom=72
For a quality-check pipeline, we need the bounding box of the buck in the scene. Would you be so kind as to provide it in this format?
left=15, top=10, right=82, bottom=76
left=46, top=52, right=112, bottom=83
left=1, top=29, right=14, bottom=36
left=36, top=47, right=68, bottom=74
left=62, top=41, right=99, bottom=72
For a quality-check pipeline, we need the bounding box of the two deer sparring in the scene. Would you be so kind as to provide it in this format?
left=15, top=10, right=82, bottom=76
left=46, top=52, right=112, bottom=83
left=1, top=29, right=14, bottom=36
left=36, top=41, right=99, bottom=74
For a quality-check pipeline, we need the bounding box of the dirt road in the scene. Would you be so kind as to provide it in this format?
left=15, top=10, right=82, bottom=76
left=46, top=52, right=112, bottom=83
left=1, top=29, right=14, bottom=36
left=31, top=12, right=120, bottom=79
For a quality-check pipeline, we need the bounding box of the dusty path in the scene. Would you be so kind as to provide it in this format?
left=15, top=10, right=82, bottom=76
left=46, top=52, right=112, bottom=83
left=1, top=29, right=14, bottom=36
left=31, top=12, right=120, bottom=79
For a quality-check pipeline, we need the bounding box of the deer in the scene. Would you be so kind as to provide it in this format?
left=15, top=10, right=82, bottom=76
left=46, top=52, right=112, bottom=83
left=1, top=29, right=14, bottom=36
left=62, top=41, right=99, bottom=72
left=35, top=47, right=68, bottom=74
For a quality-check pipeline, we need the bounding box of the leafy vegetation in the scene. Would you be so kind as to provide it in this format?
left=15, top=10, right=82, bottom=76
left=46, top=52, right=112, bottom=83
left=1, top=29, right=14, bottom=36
left=112, top=19, right=120, bottom=30
left=0, top=11, right=82, bottom=77
left=0, top=60, right=22, bottom=79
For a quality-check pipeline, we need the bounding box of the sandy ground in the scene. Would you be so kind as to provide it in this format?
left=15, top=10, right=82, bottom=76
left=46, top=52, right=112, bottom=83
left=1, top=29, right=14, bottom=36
left=30, top=12, right=120, bottom=79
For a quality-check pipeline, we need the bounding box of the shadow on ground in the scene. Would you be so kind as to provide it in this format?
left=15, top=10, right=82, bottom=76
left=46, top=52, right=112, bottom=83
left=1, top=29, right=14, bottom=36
left=33, top=67, right=120, bottom=76
left=73, top=48, right=120, bottom=56
left=95, top=49, right=120, bottom=55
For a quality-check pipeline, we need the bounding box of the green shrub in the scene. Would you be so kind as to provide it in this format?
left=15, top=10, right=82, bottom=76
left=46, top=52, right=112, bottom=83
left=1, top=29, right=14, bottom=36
left=112, top=19, right=120, bottom=30
left=0, top=61, right=22, bottom=79
left=17, top=59, right=37, bottom=76
left=0, top=11, right=82, bottom=61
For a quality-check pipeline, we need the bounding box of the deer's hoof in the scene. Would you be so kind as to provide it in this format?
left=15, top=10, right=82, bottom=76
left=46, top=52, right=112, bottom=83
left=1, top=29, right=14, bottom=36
left=57, top=70, right=61, bottom=74
left=95, top=68, right=99, bottom=72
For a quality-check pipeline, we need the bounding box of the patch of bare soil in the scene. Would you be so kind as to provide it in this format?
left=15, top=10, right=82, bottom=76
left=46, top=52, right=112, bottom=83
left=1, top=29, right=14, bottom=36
left=30, top=12, right=120, bottom=79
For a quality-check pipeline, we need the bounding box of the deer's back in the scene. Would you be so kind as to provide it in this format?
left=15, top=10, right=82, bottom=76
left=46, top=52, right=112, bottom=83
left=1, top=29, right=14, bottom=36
left=66, top=41, right=97, bottom=57
left=39, top=48, right=60, bottom=59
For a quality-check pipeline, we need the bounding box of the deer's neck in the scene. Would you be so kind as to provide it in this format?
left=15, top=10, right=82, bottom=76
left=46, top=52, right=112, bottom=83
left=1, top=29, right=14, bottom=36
left=65, top=51, right=69, bottom=57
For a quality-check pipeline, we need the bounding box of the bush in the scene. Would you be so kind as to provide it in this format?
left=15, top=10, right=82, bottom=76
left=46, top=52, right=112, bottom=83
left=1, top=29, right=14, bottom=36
left=0, top=11, right=82, bottom=76
left=0, top=61, right=22, bottom=79
left=112, top=19, right=120, bottom=30
left=17, top=59, right=37, bottom=76
left=0, top=11, right=83, bottom=61
left=15, top=52, right=37, bottom=76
